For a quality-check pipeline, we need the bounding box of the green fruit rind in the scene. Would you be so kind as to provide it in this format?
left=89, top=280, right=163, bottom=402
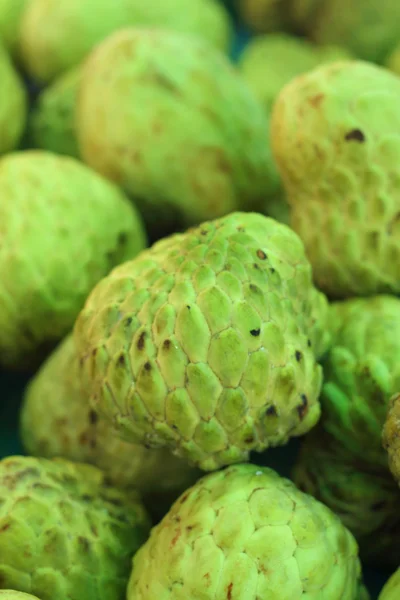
left=382, top=392, right=400, bottom=486
left=0, top=0, right=30, bottom=56
left=127, top=463, right=364, bottom=599
left=74, top=211, right=330, bottom=471
left=0, top=456, right=150, bottom=600
left=0, top=593, right=41, bottom=600
left=379, top=569, right=400, bottom=600
left=0, top=42, right=27, bottom=154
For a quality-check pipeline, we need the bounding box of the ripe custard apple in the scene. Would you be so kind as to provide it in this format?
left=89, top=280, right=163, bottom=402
left=318, top=296, right=400, bottom=469
left=20, top=334, right=200, bottom=502
left=0, top=456, right=150, bottom=600
left=236, top=0, right=289, bottom=33
left=272, top=60, right=400, bottom=298
left=127, top=463, right=365, bottom=599
left=76, top=28, right=278, bottom=237
left=311, top=0, right=400, bottom=64
left=379, top=569, right=400, bottom=600
left=74, top=211, right=331, bottom=471
left=29, top=67, right=81, bottom=159
left=0, top=594, right=41, bottom=600
left=0, top=41, right=27, bottom=154
left=19, top=0, right=232, bottom=83
left=382, top=392, right=400, bottom=486
left=0, top=150, right=146, bottom=370
left=293, top=428, right=400, bottom=568
left=0, top=0, right=30, bottom=57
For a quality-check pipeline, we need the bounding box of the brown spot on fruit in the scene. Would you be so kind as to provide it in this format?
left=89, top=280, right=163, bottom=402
left=257, top=249, right=267, bottom=260
left=250, top=329, right=260, bottom=337
left=297, top=394, right=308, bottom=420
left=345, top=129, right=365, bottom=143
left=227, top=583, right=233, bottom=599
left=118, top=354, right=125, bottom=366
left=88, top=410, right=98, bottom=425
left=265, top=405, right=277, bottom=416
left=137, top=331, right=146, bottom=350
left=0, top=523, right=10, bottom=532
left=295, top=351, right=302, bottom=362
left=144, top=361, right=152, bottom=371
left=163, top=339, right=171, bottom=350
left=170, top=528, right=181, bottom=548
left=309, top=93, right=324, bottom=108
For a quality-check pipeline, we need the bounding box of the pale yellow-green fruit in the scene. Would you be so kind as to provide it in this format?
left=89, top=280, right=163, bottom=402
left=0, top=0, right=30, bottom=57
left=0, top=41, right=27, bottom=154
left=379, top=569, right=400, bottom=600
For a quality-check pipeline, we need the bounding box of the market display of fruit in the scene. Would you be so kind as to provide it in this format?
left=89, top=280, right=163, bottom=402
left=1, top=0, right=400, bottom=598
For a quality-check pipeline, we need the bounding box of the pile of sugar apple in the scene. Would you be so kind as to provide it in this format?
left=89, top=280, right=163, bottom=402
left=1, top=0, right=400, bottom=598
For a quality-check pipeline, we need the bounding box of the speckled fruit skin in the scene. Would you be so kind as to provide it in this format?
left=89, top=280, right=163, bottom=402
left=272, top=60, right=400, bottom=298
left=379, top=569, right=400, bottom=600
left=74, top=211, right=330, bottom=471
left=318, top=296, right=400, bottom=470
left=0, top=456, right=150, bottom=600
left=311, top=0, right=400, bottom=64
left=127, top=463, right=364, bottom=599
left=21, top=334, right=200, bottom=501
left=0, top=150, right=146, bottom=371
left=76, top=28, right=278, bottom=235
left=29, top=67, right=81, bottom=158
left=0, top=42, right=27, bottom=154
left=382, top=392, right=400, bottom=485
left=293, top=429, right=400, bottom=568
left=236, top=0, right=288, bottom=33
left=19, top=0, right=232, bottom=83
left=0, top=0, right=30, bottom=56
left=0, top=593, right=41, bottom=600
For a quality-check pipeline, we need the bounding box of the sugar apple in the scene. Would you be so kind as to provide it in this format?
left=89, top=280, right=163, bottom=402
left=0, top=41, right=26, bottom=154
left=127, top=463, right=365, bottom=599
left=76, top=28, right=278, bottom=237
left=0, top=0, right=30, bottom=57
left=74, top=211, right=330, bottom=471
left=379, top=569, right=400, bottom=600
left=236, top=0, right=289, bottom=33
left=272, top=60, right=400, bottom=298
left=21, top=333, right=200, bottom=503
left=19, top=0, right=232, bottom=83
left=382, top=392, right=400, bottom=485
left=0, top=150, right=146, bottom=370
left=293, top=428, right=400, bottom=568
left=28, top=67, right=81, bottom=159
left=0, top=456, right=150, bottom=600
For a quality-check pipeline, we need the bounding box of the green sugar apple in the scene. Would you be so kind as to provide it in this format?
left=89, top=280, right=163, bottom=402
left=236, top=0, right=289, bottom=33
left=21, top=334, right=200, bottom=504
left=293, top=429, right=400, bottom=568
left=0, top=594, right=41, bottom=600
left=0, top=150, right=146, bottom=370
left=382, top=392, right=400, bottom=486
left=74, top=211, right=330, bottom=471
left=272, top=60, right=400, bottom=298
left=0, top=456, right=150, bottom=600
left=28, top=67, right=81, bottom=159
left=379, top=569, right=400, bottom=600
left=0, top=41, right=26, bottom=154
left=127, top=463, right=365, bottom=599
left=19, top=0, right=232, bottom=83
left=317, top=296, right=400, bottom=469
left=76, top=28, right=278, bottom=237
left=0, top=0, right=30, bottom=57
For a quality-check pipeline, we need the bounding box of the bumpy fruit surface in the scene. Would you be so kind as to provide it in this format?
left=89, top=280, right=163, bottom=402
left=0, top=456, right=150, bottom=600
left=75, top=212, right=330, bottom=471
left=380, top=569, right=400, bottom=600
left=0, top=594, right=41, bottom=599
left=21, top=334, right=200, bottom=499
left=293, top=429, right=400, bottom=568
left=382, top=392, right=400, bottom=485
left=236, top=0, right=288, bottom=33
left=76, top=28, right=277, bottom=235
left=272, top=60, right=400, bottom=298
left=0, top=42, right=26, bottom=154
left=127, top=463, right=364, bottom=599
left=0, top=150, right=146, bottom=370
left=29, top=67, right=81, bottom=158
left=0, top=0, right=30, bottom=56
left=318, top=296, right=400, bottom=469
left=311, top=0, right=400, bottom=64
left=19, top=0, right=232, bottom=82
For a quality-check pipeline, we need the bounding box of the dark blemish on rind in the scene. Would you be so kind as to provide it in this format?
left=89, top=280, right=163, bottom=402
left=270, top=268, right=276, bottom=274
left=125, top=317, right=133, bottom=327
left=163, top=339, right=171, bottom=350
left=245, top=436, right=254, bottom=444
left=180, top=492, right=190, bottom=504
left=88, top=410, right=98, bottom=425
left=137, top=331, right=146, bottom=350
left=265, top=405, right=277, bottom=416
left=118, top=232, right=128, bottom=245
left=118, top=354, right=126, bottom=366
left=78, top=536, right=90, bottom=552
left=250, top=329, right=261, bottom=337
left=257, top=249, right=267, bottom=260
left=253, top=263, right=260, bottom=270
left=0, top=523, right=10, bottom=532
left=144, top=361, right=152, bottom=371
left=295, top=351, right=302, bottom=362
left=309, top=93, right=324, bottom=108
left=345, top=129, right=365, bottom=143
left=297, top=394, right=308, bottom=420
left=186, top=305, right=191, bottom=310
left=249, top=284, right=259, bottom=293
left=237, top=226, right=245, bottom=232
left=227, top=583, right=233, bottom=600
left=307, top=339, right=312, bottom=348
left=200, top=229, right=207, bottom=236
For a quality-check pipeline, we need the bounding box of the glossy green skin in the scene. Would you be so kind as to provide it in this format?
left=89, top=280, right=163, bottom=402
left=0, top=456, right=150, bottom=600
left=0, top=593, right=41, bottom=599
left=0, top=150, right=146, bottom=370
left=76, top=29, right=278, bottom=235
left=21, top=334, right=200, bottom=500
left=75, top=212, right=330, bottom=471
left=272, top=60, right=400, bottom=298
left=0, top=42, right=27, bottom=154
left=127, top=463, right=364, bottom=599
left=29, top=67, right=81, bottom=158
left=293, top=429, right=400, bottom=568
left=0, top=0, right=30, bottom=56
left=319, top=296, right=400, bottom=469
left=380, top=569, right=400, bottom=599
left=19, top=0, right=232, bottom=82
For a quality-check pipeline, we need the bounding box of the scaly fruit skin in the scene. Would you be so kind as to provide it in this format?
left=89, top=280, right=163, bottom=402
left=379, top=569, right=400, bottom=600
left=236, top=0, right=289, bottom=33
left=319, top=296, right=400, bottom=469
left=29, top=67, right=81, bottom=159
left=75, top=212, right=330, bottom=471
left=311, top=0, right=400, bottom=64
left=127, top=463, right=364, bottom=599
left=19, top=0, right=232, bottom=83
left=293, top=429, right=400, bottom=568
left=0, top=594, right=41, bottom=599
left=0, top=150, right=146, bottom=370
left=0, top=456, right=150, bottom=600
left=0, top=42, right=27, bottom=154
left=76, top=29, right=277, bottom=236
left=272, top=60, right=400, bottom=298
left=21, top=334, right=200, bottom=501
left=0, top=0, right=30, bottom=56
left=382, top=392, right=400, bottom=485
